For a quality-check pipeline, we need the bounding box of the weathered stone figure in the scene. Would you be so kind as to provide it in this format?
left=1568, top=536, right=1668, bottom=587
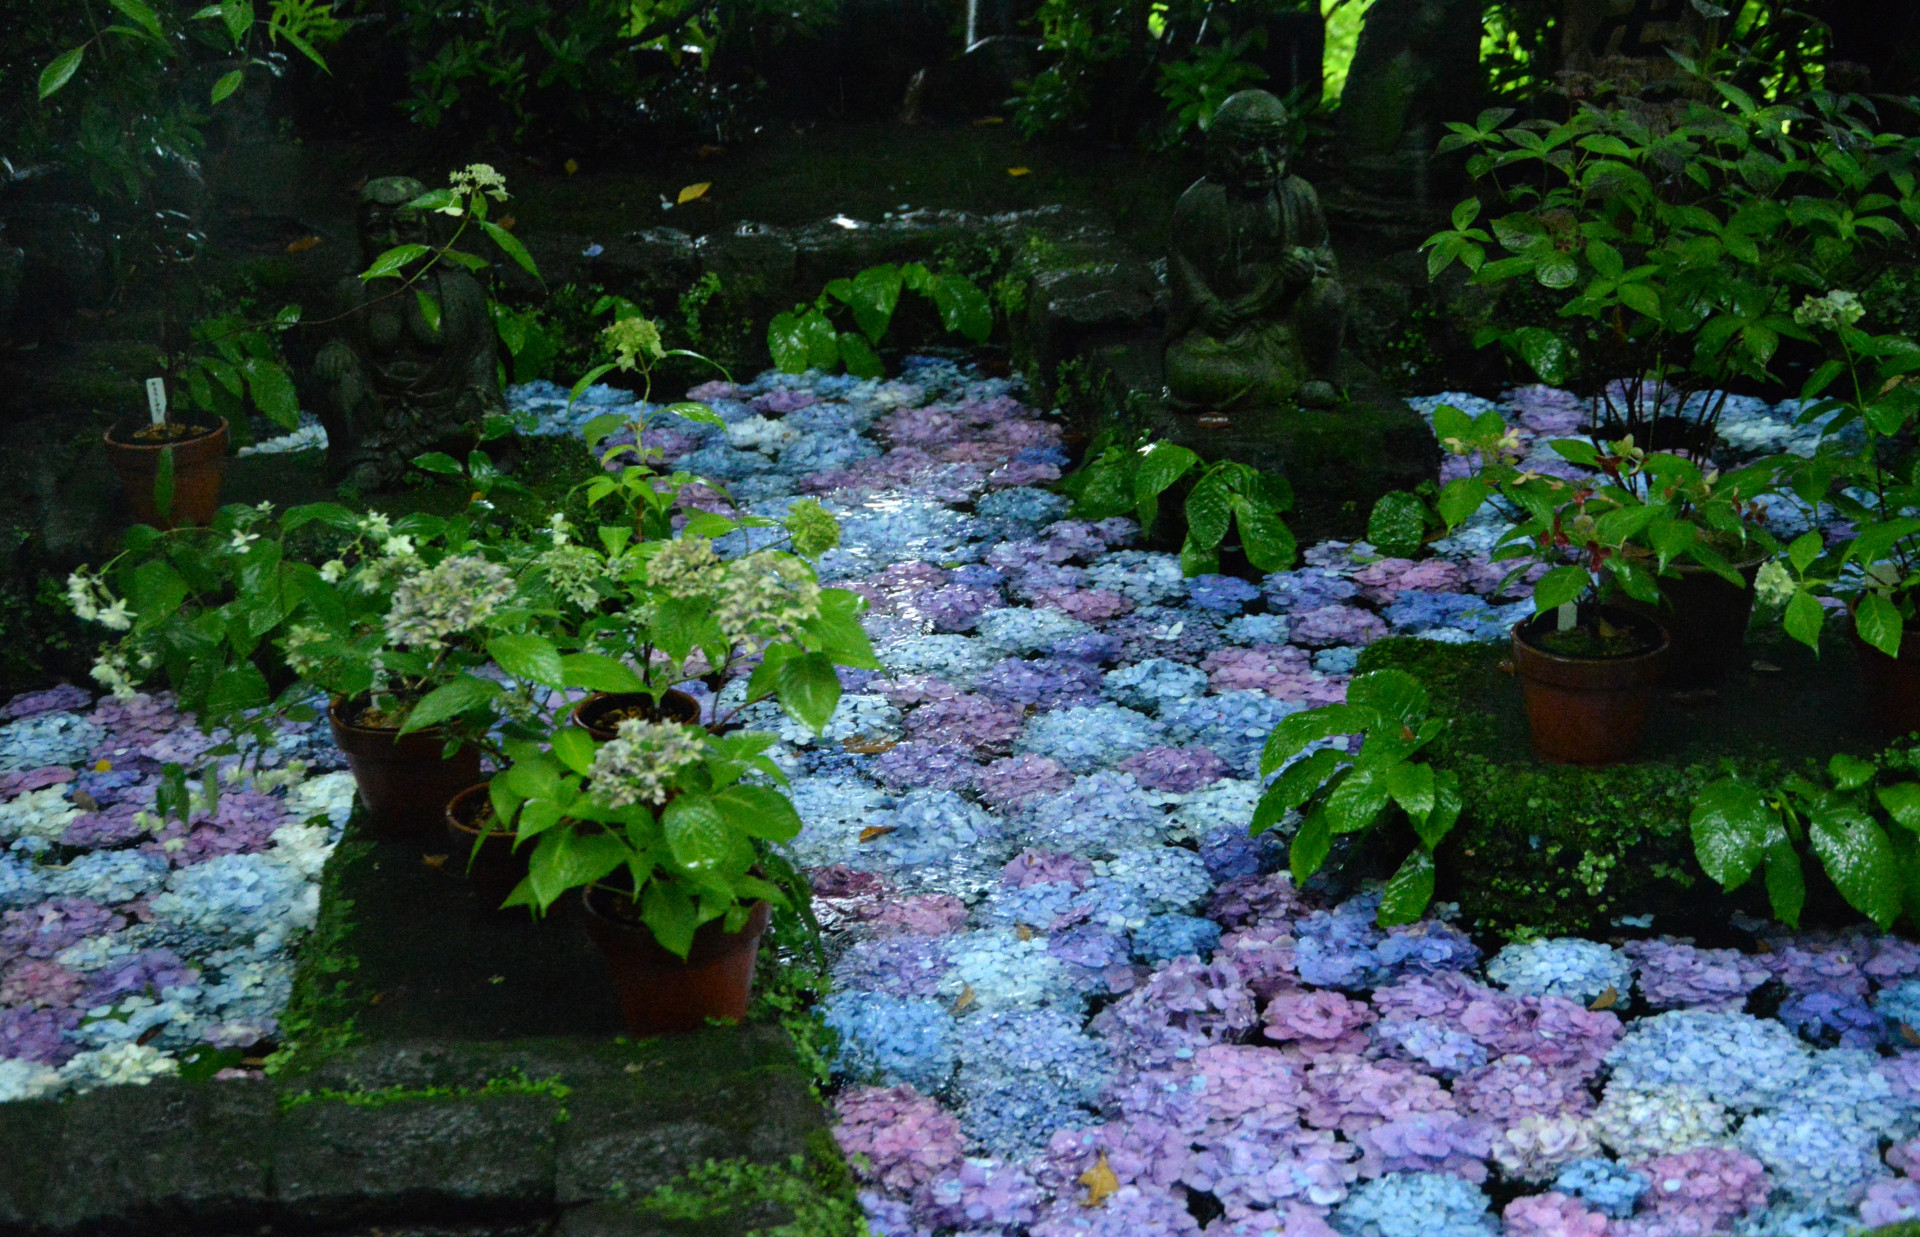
left=313, top=177, right=501, bottom=488
left=1165, top=89, right=1346, bottom=412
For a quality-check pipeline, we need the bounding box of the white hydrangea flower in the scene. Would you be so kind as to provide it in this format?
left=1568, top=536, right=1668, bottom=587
left=59, top=1043, right=180, bottom=1093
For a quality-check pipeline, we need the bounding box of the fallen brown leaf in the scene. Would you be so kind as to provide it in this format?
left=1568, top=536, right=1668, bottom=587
left=1079, top=1152, right=1119, bottom=1207
left=859, top=825, right=897, bottom=843
left=1588, top=985, right=1619, bottom=1011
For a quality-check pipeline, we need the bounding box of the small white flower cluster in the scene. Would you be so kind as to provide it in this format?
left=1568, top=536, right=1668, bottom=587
left=65, top=569, right=131, bottom=631
left=1591, top=1082, right=1731, bottom=1159
left=714, top=553, right=823, bottom=652
left=382, top=554, right=518, bottom=650
left=587, top=718, right=705, bottom=808
left=1792, top=289, right=1865, bottom=331
left=446, top=162, right=508, bottom=206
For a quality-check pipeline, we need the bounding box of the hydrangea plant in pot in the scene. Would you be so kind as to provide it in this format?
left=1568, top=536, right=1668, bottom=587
left=1764, top=291, right=1920, bottom=736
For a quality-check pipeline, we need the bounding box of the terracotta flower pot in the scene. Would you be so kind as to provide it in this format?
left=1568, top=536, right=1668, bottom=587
left=328, top=697, right=482, bottom=841
left=581, top=888, right=771, bottom=1035
left=1511, top=607, right=1670, bottom=766
left=103, top=418, right=229, bottom=528
left=570, top=690, right=702, bottom=742
left=1618, top=558, right=1763, bottom=689
left=1853, top=623, right=1920, bottom=740
left=444, top=783, right=531, bottom=912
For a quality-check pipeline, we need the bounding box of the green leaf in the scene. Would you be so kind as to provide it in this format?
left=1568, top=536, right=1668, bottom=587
left=798, top=605, right=883, bottom=671
left=1857, top=591, right=1905, bottom=658
left=1134, top=443, right=1199, bottom=516
left=1414, top=772, right=1463, bottom=848
left=1289, top=810, right=1333, bottom=884
left=1436, top=477, right=1490, bottom=528
left=527, top=829, right=627, bottom=910
left=1346, top=669, right=1430, bottom=726
left=712, top=784, right=803, bottom=842
left=767, top=311, right=810, bottom=373
left=240, top=356, right=299, bottom=429
left=411, top=451, right=463, bottom=475
left=1764, top=835, right=1806, bottom=928
left=928, top=274, right=993, bottom=343
left=1323, top=766, right=1390, bottom=834
left=1809, top=804, right=1903, bottom=929
left=480, top=219, right=539, bottom=277
left=1787, top=531, right=1822, bottom=575
left=1783, top=588, right=1825, bottom=649
left=220, top=0, right=252, bottom=44
left=1258, top=747, right=1347, bottom=820
left=39, top=48, right=85, bottom=99
left=1262, top=705, right=1376, bottom=773
left=836, top=332, right=884, bottom=379
left=108, top=0, right=166, bottom=42
left=1185, top=474, right=1233, bottom=550
left=1878, top=782, right=1920, bottom=833
left=1367, top=492, right=1428, bottom=558
left=487, top=634, right=566, bottom=689
left=360, top=244, right=431, bottom=281
left=560, top=653, right=646, bottom=694
left=397, top=674, right=501, bottom=734
left=1383, top=761, right=1436, bottom=821
left=552, top=727, right=596, bottom=776
left=1230, top=493, right=1297, bottom=573
left=641, top=881, right=698, bottom=958
left=773, top=651, right=841, bottom=735
left=130, top=558, right=189, bottom=629
left=206, top=662, right=269, bottom=715
left=663, top=794, right=732, bottom=873
left=1532, top=565, right=1591, bottom=613
left=1690, top=779, right=1774, bottom=890
left=1511, top=326, right=1571, bottom=384
left=211, top=69, right=243, bottom=104
left=1830, top=753, right=1878, bottom=792
left=1376, top=849, right=1436, bottom=926
left=414, top=290, right=441, bottom=332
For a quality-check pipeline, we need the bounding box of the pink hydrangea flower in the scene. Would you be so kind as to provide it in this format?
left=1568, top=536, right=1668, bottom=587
left=1002, top=849, right=1093, bottom=889
left=1288, top=605, right=1389, bottom=648
left=1264, top=990, right=1376, bottom=1057
left=833, top=1084, right=964, bottom=1193
left=1628, top=1147, right=1768, bottom=1233
left=870, top=894, right=969, bottom=937
left=1502, top=1191, right=1609, bottom=1237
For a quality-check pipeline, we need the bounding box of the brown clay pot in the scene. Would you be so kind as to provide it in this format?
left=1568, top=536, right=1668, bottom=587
left=570, top=690, right=701, bottom=742
left=1618, top=558, right=1763, bottom=689
left=103, top=418, right=229, bottom=528
left=581, top=889, right=771, bottom=1035
left=1853, top=624, right=1920, bottom=739
left=328, top=697, right=482, bottom=840
left=1511, top=607, right=1670, bottom=766
left=444, top=783, right=531, bottom=912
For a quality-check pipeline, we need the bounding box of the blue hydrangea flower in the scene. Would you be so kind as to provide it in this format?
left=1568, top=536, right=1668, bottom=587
left=1131, top=913, right=1223, bottom=963
left=975, top=608, right=1094, bottom=658
left=823, top=991, right=958, bottom=1092
left=0, top=713, right=104, bottom=773
left=952, top=1007, right=1109, bottom=1156
left=976, top=487, right=1071, bottom=528
left=1330, top=1171, right=1497, bottom=1237
left=1605, top=1010, right=1813, bottom=1112
left=1731, top=1206, right=1860, bottom=1237
left=1486, top=937, right=1634, bottom=1008
left=1186, top=575, right=1261, bottom=613
left=1737, top=1108, right=1888, bottom=1209
left=1224, top=613, right=1291, bottom=645
left=1161, top=691, right=1305, bottom=778
left=1101, top=659, right=1210, bottom=716
left=1014, top=704, right=1166, bottom=773
left=1314, top=647, right=1361, bottom=674
left=1876, top=977, right=1920, bottom=1033
left=1018, top=772, right=1170, bottom=856
left=1383, top=592, right=1530, bottom=642
left=1552, top=1158, right=1649, bottom=1218
left=1262, top=568, right=1358, bottom=614
left=1084, top=551, right=1188, bottom=606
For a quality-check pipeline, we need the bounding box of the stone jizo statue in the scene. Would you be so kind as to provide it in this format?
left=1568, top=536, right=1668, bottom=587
left=313, top=176, right=502, bottom=489
left=1166, top=90, right=1347, bottom=412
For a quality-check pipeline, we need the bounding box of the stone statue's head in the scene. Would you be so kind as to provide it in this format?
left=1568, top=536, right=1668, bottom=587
left=1206, top=90, right=1293, bottom=196
left=357, top=176, right=430, bottom=264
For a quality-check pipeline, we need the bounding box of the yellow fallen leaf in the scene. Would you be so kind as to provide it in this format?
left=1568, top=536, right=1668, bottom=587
left=1015, top=923, right=1034, bottom=941
left=94, top=759, right=113, bottom=773
left=421, top=853, right=448, bottom=870
left=678, top=181, right=712, bottom=204
left=1588, top=985, right=1618, bottom=1011
left=859, top=825, right=897, bottom=843
left=952, top=984, right=976, bottom=1013
left=285, top=235, right=322, bottom=254
left=844, top=737, right=897, bottom=755
left=565, top=158, right=580, bottom=175
left=1903, top=1022, right=1920, bottom=1048
left=973, top=116, right=1005, bottom=126
left=1007, top=167, right=1031, bottom=177
left=1079, top=1152, right=1119, bottom=1207
left=496, top=214, right=516, bottom=231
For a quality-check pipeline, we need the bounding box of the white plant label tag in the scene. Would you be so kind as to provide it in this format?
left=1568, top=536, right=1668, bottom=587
left=1557, top=601, right=1577, bottom=632
left=145, top=377, right=168, bottom=425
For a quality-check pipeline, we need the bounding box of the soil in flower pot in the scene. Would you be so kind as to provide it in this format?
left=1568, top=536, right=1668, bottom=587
left=1511, top=604, right=1669, bottom=766
left=571, top=689, right=702, bottom=741
left=103, top=418, right=229, bottom=528
left=329, top=697, right=482, bottom=841
left=1615, top=557, right=1763, bottom=690
left=1853, top=621, right=1920, bottom=739
left=581, top=887, right=772, bottom=1035
left=444, top=783, right=532, bottom=914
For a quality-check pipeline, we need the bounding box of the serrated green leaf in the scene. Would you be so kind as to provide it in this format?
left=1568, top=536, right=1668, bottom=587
left=1346, top=669, right=1429, bottom=726
left=398, top=674, right=501, bottom=734
left=1532, top=565, right=1591, bottom=613
left=1368, top=491, right=1428, bottom=558
left=1879, top=782, right=1920, bottom=833
left=39, top=47, right=85, bottom=99
left=480, top=219, right=539, bottom=277
left=211, top=68, right=243, bottom=104
left=487, top=634, right=565, bottom=689
left=1690, top=779, right=1774, bottom=890
left=1376, top=848, right=1436, bottom=925
left=1809, top=803, right=1903, bottom=929
left=1765, top=835, right=1806, bottom=927
left=1830, top=753, right=1878, bottom=791
left=560, top=654, right=647, bottom=694
left=1289, top=810, right=1333, bottom=884
left=713, top=784, right=802, bottom=842
left=773, top=651, right=841, bottom=735
left=1857, top=591, right=1905, bottom=658
left=552, top=726, right=596, bottom=776
left=360, top=244, right=431, bottom=281
left=663, top=794, right=731, bottom=872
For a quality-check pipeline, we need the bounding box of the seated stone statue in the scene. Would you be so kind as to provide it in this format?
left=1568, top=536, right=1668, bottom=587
left=313, top=176, right=502, bottom=489
left=1165, top=89, right=1347, bottom=412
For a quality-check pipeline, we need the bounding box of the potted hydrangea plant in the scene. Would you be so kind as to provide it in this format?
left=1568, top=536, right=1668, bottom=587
left=1764, top=290, right=1920, bottom=735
